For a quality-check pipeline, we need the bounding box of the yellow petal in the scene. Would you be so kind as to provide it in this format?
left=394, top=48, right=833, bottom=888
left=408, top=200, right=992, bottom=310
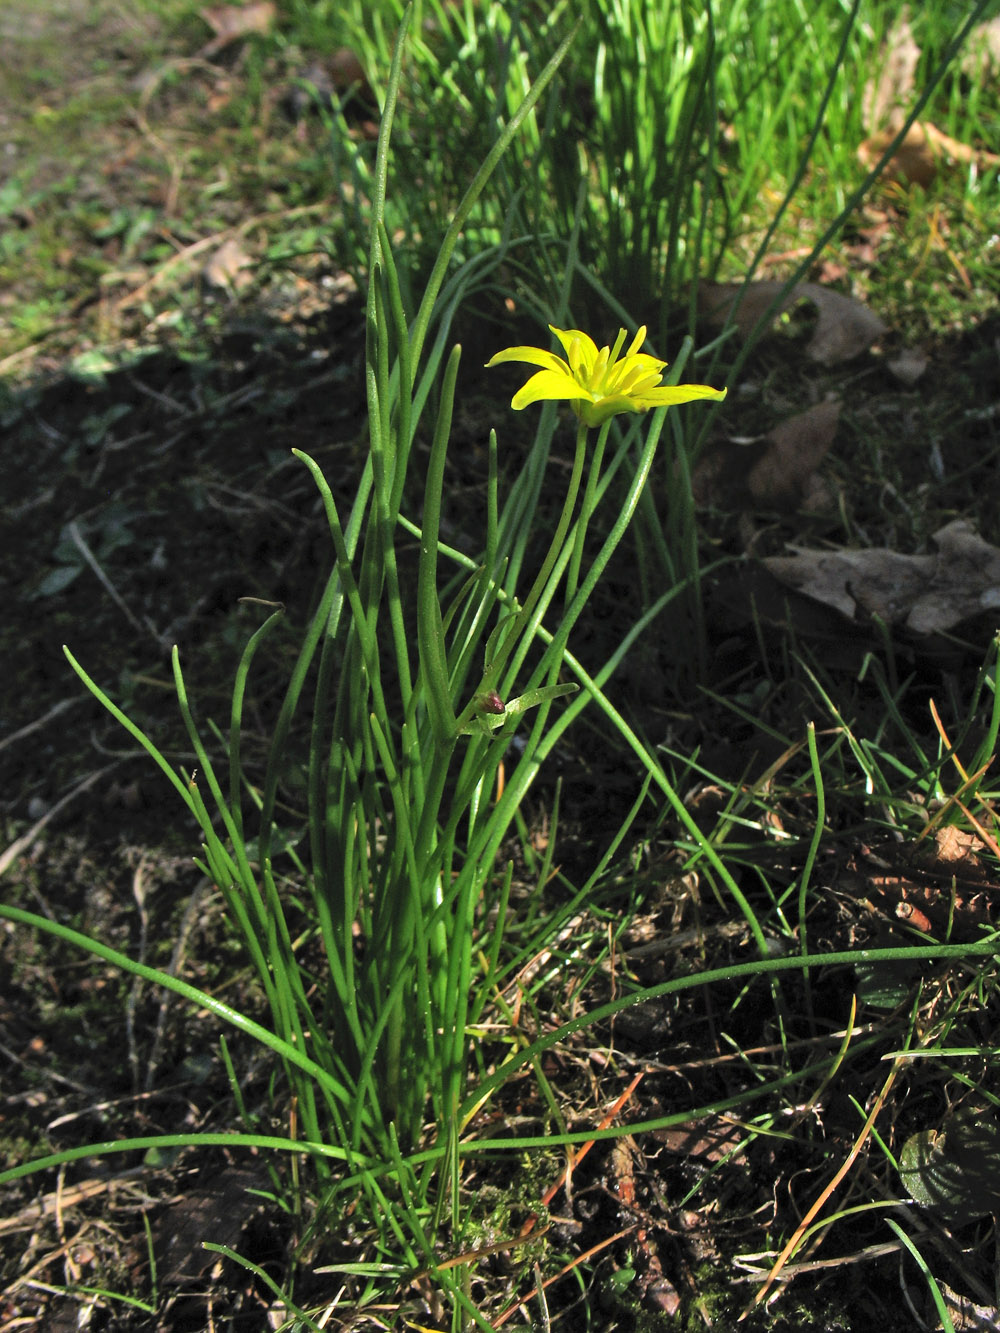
left=510, top=367, right=595, bottom=411
left=638, top=384, right=728, bottom=409
left=485, top=345, right=567, bottom=372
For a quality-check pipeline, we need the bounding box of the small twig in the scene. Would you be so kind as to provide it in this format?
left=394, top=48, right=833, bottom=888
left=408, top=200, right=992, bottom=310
left=0, top=1167, right=149, bottom=1238
left=740, top=1058, right=903, bottom=1318
left=734, top=1239, right=903, bottom=1279
left=144, top=877, right=210, bottom=1092
left=125, top=860, right=151, bottom=1092
left=0, top=697, right=86, bottom=754
left=518, top=1072, right=645, bottom=1240
left=66, top=520, right=160, bottom=644
left=0, top=1036, right=94, bottom=1096
left=0, top=763, right=120, bottom=881
left=112, top=202, right=329, bottom=312
left=491, top=1225, right=638, bottom=1329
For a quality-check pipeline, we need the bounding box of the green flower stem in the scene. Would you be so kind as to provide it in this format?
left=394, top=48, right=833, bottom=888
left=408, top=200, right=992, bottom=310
left=799, top=721, right=826, bottom=966
left=516, top=418, right=589, bottom=623
left=453, top=419, right=589, bottom=736
left=417, top=344, right=462, bottom=743
left=452, top=406, right=770, bottom=963
left=227, top=608, right=284, bottom=842
left=565, top=418, right=611, bottom=604
left=368, top=276, right=414, bottom=717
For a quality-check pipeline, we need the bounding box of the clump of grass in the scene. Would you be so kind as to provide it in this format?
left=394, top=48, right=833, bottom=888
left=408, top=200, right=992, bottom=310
left=4, top=1, right=1000, bottom=1327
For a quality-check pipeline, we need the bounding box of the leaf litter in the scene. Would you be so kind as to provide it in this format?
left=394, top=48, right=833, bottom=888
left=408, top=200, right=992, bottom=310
left=693, top=398, right=841, bottom=512
left=762, top=519, right=1000, bottom=635
left=858, top=5, right=1000, bottom=186
left=698, top=279, right=888, bottom=364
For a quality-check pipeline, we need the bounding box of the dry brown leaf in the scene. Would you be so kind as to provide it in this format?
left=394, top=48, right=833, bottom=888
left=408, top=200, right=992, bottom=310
left=285, top=49, right=375, bottom=121
left=801, top=284, right=888, bottom=365
left=692, top=399, right=840, bottom=512
left=152, top=1166, right=268, bottom=1281
left=858, top=118, right=1000, bottom=188
left=762, top=520, right=1000, bottom=635
left=858, top=8, right=1000, bottom=186
left=932, top=826, right=981, bottom=867
left=653, top=1118, right=747, bottom=1164
left=203, top=236, right=253, bottom=291
left=198, top=1, right=276, bottom=57
left=747, top=401, right=841, bottom=506
left=698, top=280, right=793, bottom=342
left=699, top=280, right=887, bottom=365
left=763, top=545, right=933, bottom=623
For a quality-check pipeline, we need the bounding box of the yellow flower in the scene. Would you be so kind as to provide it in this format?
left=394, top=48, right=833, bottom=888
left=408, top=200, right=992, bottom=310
left=487, top=324, right=726, bottom=427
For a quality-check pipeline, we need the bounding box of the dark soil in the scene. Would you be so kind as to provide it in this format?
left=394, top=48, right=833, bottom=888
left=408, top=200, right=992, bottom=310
left=4, top=6, right=1000, bottom=1331
left=5, top=296, right=1000, bottom=1333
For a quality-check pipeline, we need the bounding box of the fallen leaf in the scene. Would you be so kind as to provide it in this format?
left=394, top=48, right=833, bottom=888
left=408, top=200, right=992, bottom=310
left=699, top=281, right=887, bottom=364
left=653, top=1117, right=747, bottom=1164
left=747, top=401, right=841, bottom=506
left=900, top=1109, right=1000, bottom=1225
left=693, top=399, right=840, bottom=511
left=858, top=9, right=1000, bottom=186
left=764, top=545, right=927, bottom=622
left=858, top=119, right=1000, bottom=188
left=203, top=236, right=253, bottom=291
left=843, top=835, right=996, bottom=944
left=762, top=519, right=1000, bottom=635
left=285, top=50, right=375, bottom=121
left=939, top=1282, right=1000, bottom=1333
left=930, top=826, right=983, bottom=868
left=198, top=2, right=276, bottom=57
left=698, top=279, right=792, bottom=343
left=801, top=284, right=888, bottom=365
left=152, top=1166, right=268, bottom=1282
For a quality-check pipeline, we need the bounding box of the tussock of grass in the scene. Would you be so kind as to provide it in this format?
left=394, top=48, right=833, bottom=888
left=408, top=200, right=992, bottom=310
left=2, top=1, right=1000, bottom=1329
